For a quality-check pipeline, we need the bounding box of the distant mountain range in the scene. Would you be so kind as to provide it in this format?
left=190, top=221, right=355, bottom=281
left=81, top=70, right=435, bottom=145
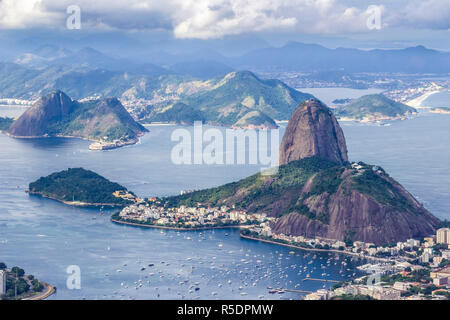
left=1, top=42, right=448, bottom=128
left=231, top=42, right=450, bottom=73
left=10, top=42, right=450, bottom=76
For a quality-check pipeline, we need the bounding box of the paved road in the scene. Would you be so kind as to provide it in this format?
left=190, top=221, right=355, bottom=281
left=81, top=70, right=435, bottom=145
left=22, top=282, right=55, bottom=300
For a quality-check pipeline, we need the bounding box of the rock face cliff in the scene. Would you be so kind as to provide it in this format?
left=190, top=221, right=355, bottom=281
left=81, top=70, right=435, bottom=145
left=7, top=90, right=147, bottom=142
left=279, top=99, right=348, bottom=165
left=268, top=162, right=440, bottom=245
left=8, top=90, right=75, bottom=137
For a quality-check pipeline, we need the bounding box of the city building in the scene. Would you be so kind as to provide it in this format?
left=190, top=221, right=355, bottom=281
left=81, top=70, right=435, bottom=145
left=431, top=266, right=450, bottom=279
left=433, top=277, right=448, bottom=286
left=0, top=270, right=6, bottom=296
left=437, top=228, right=450, bottom=245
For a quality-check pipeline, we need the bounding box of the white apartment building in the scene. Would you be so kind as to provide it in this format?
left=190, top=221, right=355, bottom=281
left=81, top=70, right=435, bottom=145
left=0, top=270, right=6, bottom=295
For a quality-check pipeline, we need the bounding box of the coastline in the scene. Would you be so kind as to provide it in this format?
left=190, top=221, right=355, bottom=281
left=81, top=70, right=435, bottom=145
left=429, top=108, right=450, bottom=114
left=337, top=113, right=415, bottom=123
left=111, top=217, right=244, bottom=231
left=5, top=132, right=143, bottom=150
left=406, top=89, right=443, bottom=108
left=239, top=233, right=392, bottom=262
left=27, top=190, right=128, bottom=207
left=141, top=121, right=278, bottom=130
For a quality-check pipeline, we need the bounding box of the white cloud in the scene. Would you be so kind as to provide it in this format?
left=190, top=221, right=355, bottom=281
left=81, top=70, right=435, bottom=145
left=0, top=0, right=60, bottom=29
left=400, top=0, right=450, bottom=29
left=0, top=0, right=447, bottom=38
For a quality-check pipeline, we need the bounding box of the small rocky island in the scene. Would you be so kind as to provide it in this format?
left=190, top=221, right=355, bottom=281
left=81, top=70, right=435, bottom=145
left=28, top=168, right=137, bottom=207
left=0, top=262, right=54, bottom=300
left=6, top=90, right=147, bottom=150
left=333, top=94, right=417, bottom=122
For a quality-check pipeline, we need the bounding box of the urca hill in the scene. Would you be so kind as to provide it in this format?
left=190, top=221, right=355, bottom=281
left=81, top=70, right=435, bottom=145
left=167, top=99, right=440, bottom=245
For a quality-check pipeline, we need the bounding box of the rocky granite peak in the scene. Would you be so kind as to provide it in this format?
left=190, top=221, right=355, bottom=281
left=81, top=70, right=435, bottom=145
left=279, top=99, right=348, bottom=165
left=8, top=90, right=75, bottom=137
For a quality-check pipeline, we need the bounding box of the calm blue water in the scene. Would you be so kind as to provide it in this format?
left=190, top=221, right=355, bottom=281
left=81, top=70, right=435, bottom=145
left=0, top=90, right=449, bottom=299
left=0, top=126, right=366, bottom=300
left=423, top=90, right=450, bottom=108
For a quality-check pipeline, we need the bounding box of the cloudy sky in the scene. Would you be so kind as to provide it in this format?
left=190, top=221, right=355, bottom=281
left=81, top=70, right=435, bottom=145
left=0, top=0, right=449, bottom=50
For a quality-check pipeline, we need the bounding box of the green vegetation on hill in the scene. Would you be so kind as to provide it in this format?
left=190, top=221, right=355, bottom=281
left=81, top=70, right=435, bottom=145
left=45, top=99, right=144, bottom=141
left=164, top=155, right=432, bottom=232
left=185, top=71, right=313, bottom=120
left=351, top=162, right=415, bottom=212
left=0, top=63, right=314, bottom=128
left=0, top=117, right=13, bottom=131
left=142, top=71, right=314, bottom=127
left=164, top=156, right=341, bottom=219
left=0, top=262, right=45, bottom=300
left=232, top=110, right=277, bottom=128
left=28, top=168, right=133, bottom=205
left=334, top=94, right=416, bottom=120
left=148, top=102, right=206, bottom=124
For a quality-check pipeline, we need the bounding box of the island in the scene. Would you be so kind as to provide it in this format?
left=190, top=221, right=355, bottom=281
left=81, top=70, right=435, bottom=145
left=0, top=262, right=55, bottom=300
left=6, top=90, right=148, bottom=150
left=430, top=107, right=450, bottom=114
left=333, top=94, right=417, bottom=122
left=28, top=168, right=138, bottom=207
